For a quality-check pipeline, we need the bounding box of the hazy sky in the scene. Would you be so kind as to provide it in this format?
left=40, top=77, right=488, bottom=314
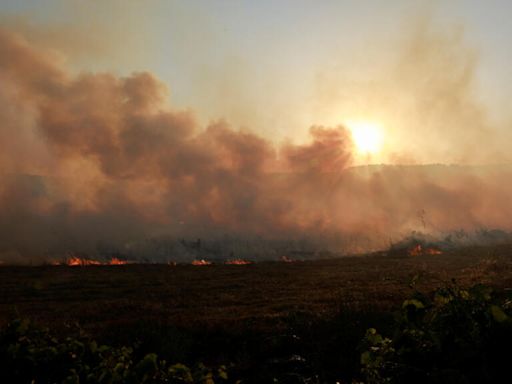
left=1, top=0, right=511, bottom=163
left=3, top=1, right=512, bottom=259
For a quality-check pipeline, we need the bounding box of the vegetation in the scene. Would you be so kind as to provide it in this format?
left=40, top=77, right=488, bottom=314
left=2, top=282, right=511, bottom=383
left=1, top=245, right=511, bottom=383
left=0, top=319, right=228, bottom=384
left=361, top=282, right=512, bottom=383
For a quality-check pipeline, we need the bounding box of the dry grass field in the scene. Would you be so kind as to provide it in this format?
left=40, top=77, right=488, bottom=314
left=1, top=245, right=512, bottom=329
left=1, top=245, right=511, bottom=382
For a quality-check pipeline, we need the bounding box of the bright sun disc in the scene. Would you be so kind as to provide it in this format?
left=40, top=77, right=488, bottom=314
left=347, top=121, right=383, bottom=155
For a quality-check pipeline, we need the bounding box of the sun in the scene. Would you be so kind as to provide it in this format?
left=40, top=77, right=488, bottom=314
left=346, top=120, right=384, bottom=155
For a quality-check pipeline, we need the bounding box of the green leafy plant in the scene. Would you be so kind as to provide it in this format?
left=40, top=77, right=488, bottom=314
left=360, top=283, right=512, bottom=383
left=0, top=319, right=228, bottom=384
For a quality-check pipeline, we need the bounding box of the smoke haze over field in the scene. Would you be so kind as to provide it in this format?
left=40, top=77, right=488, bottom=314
left=1, top=15, right=512, bottom=262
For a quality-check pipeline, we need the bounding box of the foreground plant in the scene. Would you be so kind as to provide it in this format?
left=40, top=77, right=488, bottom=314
left=360, top=283, right=512, bottom=383
left=0, top=319, right=227, bottom=384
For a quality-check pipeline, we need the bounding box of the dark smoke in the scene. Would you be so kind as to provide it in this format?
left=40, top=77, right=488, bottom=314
left=1, top=28, right=512, bottom=263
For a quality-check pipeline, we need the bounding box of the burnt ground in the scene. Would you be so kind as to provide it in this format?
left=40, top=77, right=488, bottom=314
left=1, top=245, right=512, bottom=382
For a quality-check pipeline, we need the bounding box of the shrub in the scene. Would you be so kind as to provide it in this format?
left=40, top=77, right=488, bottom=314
left=360, top=283, right=512, bottom=383
left=0, top=319, right=228, bottom=384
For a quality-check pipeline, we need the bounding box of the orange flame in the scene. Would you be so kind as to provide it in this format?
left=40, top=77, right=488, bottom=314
left=66, top=256, right=102, bottom=266
left=408, top=244, right=442, bottom=256
left=63, top=256, right=131, bottom=266
left=408, top=244, right=423, bottom=257
left=225, top=259, right=253, bottom=265
left=191, top=259, right=212, bottom=266
left=109, top=257, right=128, bottom=265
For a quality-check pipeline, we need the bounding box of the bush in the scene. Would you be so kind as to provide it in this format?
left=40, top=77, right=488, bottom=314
left=0, top=319, right=228, bottom=384
left=360, top=283, right=512, bottom=383
left=3, top=283, right=510, bottom=383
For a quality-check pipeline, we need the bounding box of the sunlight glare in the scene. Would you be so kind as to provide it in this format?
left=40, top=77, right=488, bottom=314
left=347, top=121, right=384, bottom=155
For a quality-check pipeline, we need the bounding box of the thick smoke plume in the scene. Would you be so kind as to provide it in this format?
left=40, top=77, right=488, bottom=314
left=1, top=27, right=512, bottom=263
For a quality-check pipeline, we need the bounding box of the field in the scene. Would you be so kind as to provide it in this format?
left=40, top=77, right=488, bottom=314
left=1, top=245, right=512, bottom=383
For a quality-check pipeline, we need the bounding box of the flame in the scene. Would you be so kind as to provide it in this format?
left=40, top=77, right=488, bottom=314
left=408, top=244, right=422, bottom=257
left=225, top=259, right=253, bottom=265
left=62, top=256, right=131, bottom=266
left=191, top=259, right=212, bottom=266
left=66, top=256, right=102, bottom=266
left=408, top=244, right=442, bottom=256
left=109, top=257, right=128, bottom=265
left=280, top=255, right=295, bottom=263
left=425, top=247, right=442, bottom=255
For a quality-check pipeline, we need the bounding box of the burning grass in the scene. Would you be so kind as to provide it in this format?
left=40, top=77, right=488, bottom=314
left=191, top=259, right=213, bottom=266
left=407, top=244, right=443, bottom=257
left=1, top=244, right=511, bottom=329
left=279, top=255, right=296, bottom=263
left=57, top=256, right=132, bottom=266
left=224, top=259, right=253, bottom=265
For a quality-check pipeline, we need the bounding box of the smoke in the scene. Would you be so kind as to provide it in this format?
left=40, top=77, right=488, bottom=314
left=313, top=10, right=508, bottom=165
left=1, top=26, right=512, bottom=262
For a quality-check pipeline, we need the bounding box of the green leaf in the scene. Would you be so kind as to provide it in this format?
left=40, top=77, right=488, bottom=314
left=490, top=305, right=508, bottom=323
left=361, top=351, right=372, bottom=365
left=217, top=366, right=228, bottom=380
left=136, top=353, right=158, bottom=377
left=169, top=363, right=193, bottom=382
left=402, top=299, right=425, bottom=309
left=365, top=328, right=383, bottom=345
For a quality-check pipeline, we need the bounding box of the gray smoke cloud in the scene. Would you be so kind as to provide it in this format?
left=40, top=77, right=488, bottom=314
left=1, top=27, right=512, bottom=263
